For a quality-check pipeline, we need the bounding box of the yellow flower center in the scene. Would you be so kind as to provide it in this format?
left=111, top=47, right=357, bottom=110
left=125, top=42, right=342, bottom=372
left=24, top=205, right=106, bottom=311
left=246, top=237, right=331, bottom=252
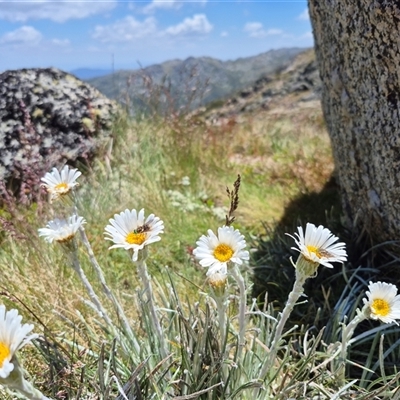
left=305, top=245, right=331, bottom=260
left=126, top=232, right=146, bottom=245
left=213, top=244, right=234, bottom=262
left=54, top=182, right=69, bottom=193
left=306, top=245, right=319, bottom=256
left=372, top=298, right=390, bottom=317
left=0, top=342, right=10, bottom=367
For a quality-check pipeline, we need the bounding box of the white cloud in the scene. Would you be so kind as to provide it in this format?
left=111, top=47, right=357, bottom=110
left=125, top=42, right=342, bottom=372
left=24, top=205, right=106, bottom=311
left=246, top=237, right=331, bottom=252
left=92, top=16, right=158, bottom=43
left=164, top=14, right=212, bottom=36
left=266, top=28, right=284, bottom=36
left=244, top=22, right=283, bottom=38
left=91, top=14, right=212, bottom=43
left=0, top=0, right=116, bottom=22
left=52, top=38, right=70, bottom=46
left=143, top=0, right=182, bottom=14
left=142, top=0, right=207, bottom=14
left=220, top=31, right=228, bottom=37
left=0, top=26, right=42, bottom=45
left=298, top=8, right=310, bottom=21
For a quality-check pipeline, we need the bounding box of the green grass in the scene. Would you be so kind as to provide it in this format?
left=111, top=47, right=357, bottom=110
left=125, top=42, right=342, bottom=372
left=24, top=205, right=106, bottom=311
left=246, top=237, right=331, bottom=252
left=2, top=106, right=398, bottom=399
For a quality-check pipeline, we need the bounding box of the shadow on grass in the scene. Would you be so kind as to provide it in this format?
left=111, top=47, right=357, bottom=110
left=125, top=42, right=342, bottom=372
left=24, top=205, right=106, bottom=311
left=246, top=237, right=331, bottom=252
left=250, top=174, right=393, bottom=327
left=251, top=174, right=400, bottom=380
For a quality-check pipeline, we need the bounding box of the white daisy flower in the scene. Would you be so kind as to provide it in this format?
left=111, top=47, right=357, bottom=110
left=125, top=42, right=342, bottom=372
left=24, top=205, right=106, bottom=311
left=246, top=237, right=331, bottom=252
left=41, top=165, right=81, bottom=202
left=104, top=208, right=164, bottom=262
left=193, top=226, right=249, bottom=276
left=363, top=281, right=400, bottom=324
left=38, top=215, right=85, bottom=243
left=0, top=305, right=37, bottom=379
left=287, top=223, right=347, bottom=268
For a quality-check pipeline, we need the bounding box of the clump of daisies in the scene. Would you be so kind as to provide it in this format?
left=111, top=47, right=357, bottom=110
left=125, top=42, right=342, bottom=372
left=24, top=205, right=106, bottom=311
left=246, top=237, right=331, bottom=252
left=39, top=166, right=158, bottom=359
left=34, top=165, right=400, bottom=398
left=38, top=165, right=169, bottom=377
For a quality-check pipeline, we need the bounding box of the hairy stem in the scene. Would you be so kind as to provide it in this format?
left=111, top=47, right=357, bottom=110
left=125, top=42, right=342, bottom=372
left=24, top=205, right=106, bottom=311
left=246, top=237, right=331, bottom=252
left=136, top=257, right=168, bottom=359
left=231, top=264, right=247, bottom=363
left=78, top=226, right=141, bottom=355
left=258, top=270, right=307, bottom=384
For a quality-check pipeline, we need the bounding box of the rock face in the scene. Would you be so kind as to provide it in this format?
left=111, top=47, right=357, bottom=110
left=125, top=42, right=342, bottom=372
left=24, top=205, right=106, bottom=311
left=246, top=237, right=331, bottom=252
left=203, top=49, right=321, bottom=124
left=0, top=67, right=118, bottom=201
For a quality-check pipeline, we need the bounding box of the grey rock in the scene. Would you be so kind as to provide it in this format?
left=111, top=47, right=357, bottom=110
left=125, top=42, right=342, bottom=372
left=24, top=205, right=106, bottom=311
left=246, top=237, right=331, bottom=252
left=202, top=48, right=322, bottom=123
left=0, top=67, right=118, bottom=201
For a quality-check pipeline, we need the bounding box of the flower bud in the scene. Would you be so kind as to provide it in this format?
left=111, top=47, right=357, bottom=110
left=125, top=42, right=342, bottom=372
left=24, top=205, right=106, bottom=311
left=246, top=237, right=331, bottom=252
left=208, top=272, right=228, bottom=297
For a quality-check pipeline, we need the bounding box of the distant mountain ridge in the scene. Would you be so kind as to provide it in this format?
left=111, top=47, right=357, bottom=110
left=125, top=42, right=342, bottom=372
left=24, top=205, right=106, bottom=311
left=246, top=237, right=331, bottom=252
left=86, top=47, right=308, bottom=114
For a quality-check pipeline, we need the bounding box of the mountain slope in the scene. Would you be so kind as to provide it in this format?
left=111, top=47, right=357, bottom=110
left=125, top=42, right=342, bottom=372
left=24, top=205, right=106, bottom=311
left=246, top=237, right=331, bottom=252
left=86, top=47, right=307, bottom=114
left=201, top=48, right=321, bottom=124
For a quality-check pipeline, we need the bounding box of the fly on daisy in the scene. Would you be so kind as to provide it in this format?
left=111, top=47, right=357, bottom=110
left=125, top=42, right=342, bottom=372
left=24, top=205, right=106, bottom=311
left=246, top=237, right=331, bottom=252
left=41, top=165, right=81, bottom=202
left=287, top=223, right=347, bottom=269
left=38, top=215, right=85, bottom=244
left=104, top=208, right=164, bottom=262
left=193, top=226, right=249, bottom=276
left=363, top=281, right=400, bottom=324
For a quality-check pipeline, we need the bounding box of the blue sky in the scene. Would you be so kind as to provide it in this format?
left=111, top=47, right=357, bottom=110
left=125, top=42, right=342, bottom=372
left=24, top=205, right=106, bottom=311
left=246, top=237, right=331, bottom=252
left=0, top=0, right=313, bottom=73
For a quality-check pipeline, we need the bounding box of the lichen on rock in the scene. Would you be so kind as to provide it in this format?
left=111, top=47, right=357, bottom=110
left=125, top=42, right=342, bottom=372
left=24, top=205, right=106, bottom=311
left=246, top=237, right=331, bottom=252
left=0, top=67, right=119, bottom=203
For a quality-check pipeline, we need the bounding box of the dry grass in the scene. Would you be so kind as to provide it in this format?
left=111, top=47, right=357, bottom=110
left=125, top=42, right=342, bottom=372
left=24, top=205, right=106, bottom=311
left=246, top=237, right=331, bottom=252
left=0, top=99, right=337, bottom=398
left=1, top=99, right=333, bottom=321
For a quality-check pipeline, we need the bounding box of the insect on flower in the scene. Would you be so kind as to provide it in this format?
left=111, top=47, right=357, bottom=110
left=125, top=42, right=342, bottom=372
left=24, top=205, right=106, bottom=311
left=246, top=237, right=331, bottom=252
left=287, top=222, right=347, bottom=268
left=104, top=209, right=164, bottom=262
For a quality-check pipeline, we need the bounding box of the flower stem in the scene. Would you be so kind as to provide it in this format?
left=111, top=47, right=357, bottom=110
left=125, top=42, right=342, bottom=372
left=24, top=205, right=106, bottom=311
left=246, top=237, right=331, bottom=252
left=336, top=312, right=365, bottom=383
left=231, top=264, right=247, bottom=363
left=69, top=247, right=119, bottom=341
left=70, top=196, right=140, bottom=355
left=214, top=294, right=230, bottom=393
left=258, top=269, right=307, bottom=383
left=78, top=226, right=141, bottom=355
left=215, top=295, right=228, bottom=350
left=136, top=257, right=168, bottom=359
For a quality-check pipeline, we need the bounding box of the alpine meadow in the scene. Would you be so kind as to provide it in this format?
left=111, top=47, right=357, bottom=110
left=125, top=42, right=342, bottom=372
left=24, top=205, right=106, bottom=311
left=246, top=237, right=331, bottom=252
left=1, top=47, right=400, bottom=400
